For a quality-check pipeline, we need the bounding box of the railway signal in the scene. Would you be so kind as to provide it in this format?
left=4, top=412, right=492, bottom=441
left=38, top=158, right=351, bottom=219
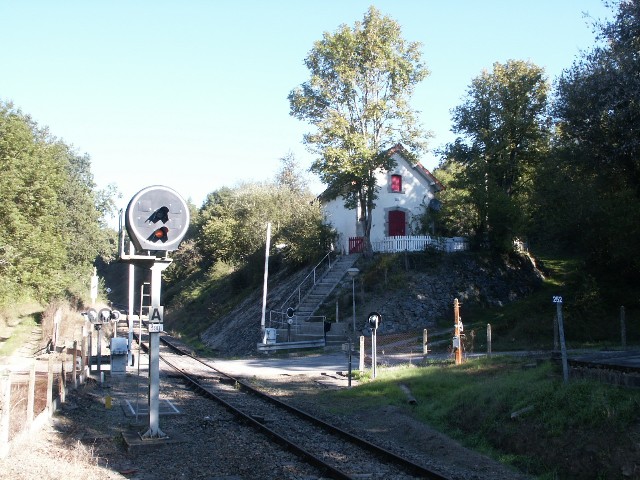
left=83, top=307, right=118, bottom=381
left=119, top=185, right=189, bottom=439
left=125, top=185, right=190, bottom=255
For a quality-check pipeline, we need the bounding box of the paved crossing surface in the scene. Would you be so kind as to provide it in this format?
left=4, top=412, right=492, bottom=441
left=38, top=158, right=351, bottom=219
left=210, top=351, right=353, bottom=377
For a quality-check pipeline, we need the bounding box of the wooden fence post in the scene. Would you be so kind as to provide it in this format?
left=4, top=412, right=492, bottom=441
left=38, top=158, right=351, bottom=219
left=72, top=340, right=78, bottom=389
left=47, top=357, right=53, bottom=416
left=87, top=323, right=93, bottom=373
left=60, top=360, right=66, bottom=405
left=422, top=329, right=428, bottom=355
left=27, top=363, right=35, bottom=427
left=0, top=369, right=11, bottom=459
left=81, top=323, right=87, bottom=368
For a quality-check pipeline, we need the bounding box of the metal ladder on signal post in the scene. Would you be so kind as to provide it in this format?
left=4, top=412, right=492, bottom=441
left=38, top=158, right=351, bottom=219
left=139, top=282, right=151, bottom=321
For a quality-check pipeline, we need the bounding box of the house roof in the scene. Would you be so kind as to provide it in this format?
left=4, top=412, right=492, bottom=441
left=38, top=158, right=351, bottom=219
left=317, top=143, right=445, bottom=202
left=386, top=143, right=445, bottom=192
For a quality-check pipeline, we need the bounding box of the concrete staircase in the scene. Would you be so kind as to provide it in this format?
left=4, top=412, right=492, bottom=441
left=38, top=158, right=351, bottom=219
left=275, top=254, right=359, bottom=347
left=294, top=255, right=358, bottom=320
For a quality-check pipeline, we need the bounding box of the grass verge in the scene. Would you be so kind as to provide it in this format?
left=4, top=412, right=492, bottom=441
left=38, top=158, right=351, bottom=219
left=321, top=357, right=640, bottom=479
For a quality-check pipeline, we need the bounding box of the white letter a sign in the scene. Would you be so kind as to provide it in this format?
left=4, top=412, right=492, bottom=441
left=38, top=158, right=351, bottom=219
left=150, top=306, right=164, bottom=322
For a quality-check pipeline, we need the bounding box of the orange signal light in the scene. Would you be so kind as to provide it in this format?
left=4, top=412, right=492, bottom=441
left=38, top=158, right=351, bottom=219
left=153, top=226, right=168, bottom=240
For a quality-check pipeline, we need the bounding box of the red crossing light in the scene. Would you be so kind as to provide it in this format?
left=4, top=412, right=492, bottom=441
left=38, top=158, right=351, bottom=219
left=152, top=226, right=169, bottom=242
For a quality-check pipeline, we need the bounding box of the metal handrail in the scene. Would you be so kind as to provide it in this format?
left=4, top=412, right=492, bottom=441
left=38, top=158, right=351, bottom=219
left=268, top=310, right=327, bottom=329
left=279, top=251, right=335, bottom=312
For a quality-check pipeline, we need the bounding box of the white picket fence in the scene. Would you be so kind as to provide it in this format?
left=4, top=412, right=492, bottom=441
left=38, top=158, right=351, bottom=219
left=370, top=235, right=468, bottom=253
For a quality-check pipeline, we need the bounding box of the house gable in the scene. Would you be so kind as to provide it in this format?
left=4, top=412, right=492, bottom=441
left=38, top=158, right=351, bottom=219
left=320, top=144, right=444, bottom=253
left=385, top=143, right=445, bottom=193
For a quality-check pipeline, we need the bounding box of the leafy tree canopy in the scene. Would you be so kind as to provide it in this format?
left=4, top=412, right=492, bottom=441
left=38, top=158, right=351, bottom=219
left=195, top=154, right=332, bottom=271
left=289, top=6, right=429, bottom=255
left=0, top=101, right=117, bottom=306
left=547, top=0, right=640, bottom=279
left=441, top=60, right=550, bottom=251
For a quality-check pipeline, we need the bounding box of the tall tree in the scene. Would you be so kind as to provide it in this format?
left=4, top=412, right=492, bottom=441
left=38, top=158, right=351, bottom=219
left=0, top=104, right=66, bottom=302
left=0, top=101, right=117, bottom=305
left=289, top=6, right=429, bottom=256
left=550, top=0, right=640, bottom=279
left=196, top=179, right=331, bottom=271
left=444, top=60, right=550, bottom=251
left=275, top=151, right=308, bottom=194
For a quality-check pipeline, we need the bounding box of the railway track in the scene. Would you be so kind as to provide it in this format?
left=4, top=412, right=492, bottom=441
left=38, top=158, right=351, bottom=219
left=147, top=334, right=451, bottom=480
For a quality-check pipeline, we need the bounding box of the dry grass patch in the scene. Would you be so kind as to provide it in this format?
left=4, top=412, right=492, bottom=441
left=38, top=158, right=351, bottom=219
left=0, top=425, right=125, bottom=480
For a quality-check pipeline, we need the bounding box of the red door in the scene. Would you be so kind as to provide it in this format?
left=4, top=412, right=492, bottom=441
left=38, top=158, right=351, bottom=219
left=388, top=210, right=406, bottom=236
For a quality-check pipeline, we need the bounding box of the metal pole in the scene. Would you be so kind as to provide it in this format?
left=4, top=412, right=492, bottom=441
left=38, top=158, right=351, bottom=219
left=348, top=337, right=352, bottom=388
left=141, top=259, right=171, bottom=439
left=372, top=326, right=377, bottom=379
left=260, top=223, right=271, bottom=334
left=556, top=300, right=569, bottom=384
left=85, top=322, right=91, bottom=372
left=128, top=243, right=135, bottom=366
left=96, top=325, right=102, bottom=381
left=352, top=277, right=356, bottom=333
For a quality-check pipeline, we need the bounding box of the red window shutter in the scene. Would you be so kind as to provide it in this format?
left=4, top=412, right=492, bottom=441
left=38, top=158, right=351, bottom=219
left=391, top=175, right=402, bottom=192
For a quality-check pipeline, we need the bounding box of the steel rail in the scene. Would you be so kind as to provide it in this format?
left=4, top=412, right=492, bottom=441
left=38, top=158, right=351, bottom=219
left=159, top=353, right=352, bottom=480
left=159, top=334, right=450, bottom=480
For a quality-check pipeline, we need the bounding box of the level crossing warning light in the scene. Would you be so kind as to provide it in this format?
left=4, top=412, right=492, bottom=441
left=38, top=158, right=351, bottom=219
left=125, top=185, right=190, bottom=254
left=367, top=311, right=382, bottom=330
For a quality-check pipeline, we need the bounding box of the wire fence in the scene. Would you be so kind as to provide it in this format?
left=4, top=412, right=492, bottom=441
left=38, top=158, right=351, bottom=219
left=0, top=351, right=88, bottom=458
left=360, top=330, right=427, bottom=367
left=2, top=367, right=52, bottom=441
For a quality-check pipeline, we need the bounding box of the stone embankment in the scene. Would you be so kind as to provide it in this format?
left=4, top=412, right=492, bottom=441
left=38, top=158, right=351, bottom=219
left=201, top=251, right=545, bottom=356
left=362, top=251, right=545, bottom=334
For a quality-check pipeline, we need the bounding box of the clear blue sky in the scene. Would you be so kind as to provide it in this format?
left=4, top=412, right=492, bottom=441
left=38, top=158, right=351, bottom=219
left=0, top=1, right=612, bottom=217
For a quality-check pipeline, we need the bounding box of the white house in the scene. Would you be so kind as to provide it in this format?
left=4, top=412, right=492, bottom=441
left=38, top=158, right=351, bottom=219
left=321, top=144, right=445, bottom=254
